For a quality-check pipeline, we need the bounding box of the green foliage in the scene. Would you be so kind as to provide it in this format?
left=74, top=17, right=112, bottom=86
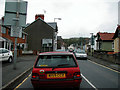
left=63, top=37, right=90, bottom=47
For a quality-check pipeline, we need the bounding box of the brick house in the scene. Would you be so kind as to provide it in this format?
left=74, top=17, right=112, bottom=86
left=0, top=17, right=27, bottom=54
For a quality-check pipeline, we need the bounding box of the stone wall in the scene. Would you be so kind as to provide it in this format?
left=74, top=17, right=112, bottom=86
left=88, top=52, right=120, bottom=64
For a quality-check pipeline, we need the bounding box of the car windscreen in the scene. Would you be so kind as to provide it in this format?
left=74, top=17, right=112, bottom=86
left=35, top=55, right=77, bottom=68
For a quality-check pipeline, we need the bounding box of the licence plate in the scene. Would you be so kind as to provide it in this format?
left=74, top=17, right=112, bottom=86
left=47, top=73, right=66, bottom=78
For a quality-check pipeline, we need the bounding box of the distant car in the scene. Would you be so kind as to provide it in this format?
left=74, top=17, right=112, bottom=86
left=68, top=48, right=74, bottom=53
left=55, top=49, right=66, bottom=52
left=31, top=51, right=82, bottom=89
left=0, top=48, right=13, bottom=63
left=75, top=50, right=87, bottom=60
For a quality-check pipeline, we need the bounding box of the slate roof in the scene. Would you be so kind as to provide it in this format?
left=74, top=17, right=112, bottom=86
left=47, top=22, right=58, bottom=32
left=112, top=25, right=120, bottom=39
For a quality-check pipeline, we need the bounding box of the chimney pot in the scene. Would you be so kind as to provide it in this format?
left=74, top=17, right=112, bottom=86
left=35, top=14, right=44, bottom=20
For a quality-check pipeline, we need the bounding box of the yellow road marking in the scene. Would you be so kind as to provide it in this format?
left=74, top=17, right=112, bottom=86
left=14, top=73, right=32, bottom=90
left=88, top=60, right=120, bottom=74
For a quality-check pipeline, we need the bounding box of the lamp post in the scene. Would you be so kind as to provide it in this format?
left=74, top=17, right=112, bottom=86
left=54, top=18, right=62, bottom=22
left=53, top=18, right=61, bottom=51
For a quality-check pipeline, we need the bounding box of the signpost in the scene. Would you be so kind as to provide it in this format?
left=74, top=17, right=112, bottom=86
left=42, top=39, right=52, bottom=52
left=90, top=33, right=94, bottom=56
left=4, top=0, right=27, bottom=69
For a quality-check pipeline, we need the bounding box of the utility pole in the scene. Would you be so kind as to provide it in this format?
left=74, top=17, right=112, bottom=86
left=90, top=33, right=94, bottom=56
left=13, top=0, right=20, bottom=69
left=4, top=0, right=27, bottom=69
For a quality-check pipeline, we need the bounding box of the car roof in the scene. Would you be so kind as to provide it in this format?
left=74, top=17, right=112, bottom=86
left=39, top=51, right=73, bottom=55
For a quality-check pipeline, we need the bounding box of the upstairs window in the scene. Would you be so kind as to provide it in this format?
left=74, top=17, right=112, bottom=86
left=22, top=34, right=25, bottom=39
left=1, top=27, right=6, bottom=34
left=8, top=29, right=11, bottom=36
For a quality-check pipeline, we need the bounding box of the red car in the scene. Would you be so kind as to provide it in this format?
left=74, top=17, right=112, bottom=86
left=31, top=51, right=82, bottom=89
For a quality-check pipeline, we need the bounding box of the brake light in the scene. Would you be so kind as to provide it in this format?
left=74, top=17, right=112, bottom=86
left=73, top=72, right=82, bottom=80
left=32, top=73, right=39, bottom=79
left=76, top=74, right=80, bottom=77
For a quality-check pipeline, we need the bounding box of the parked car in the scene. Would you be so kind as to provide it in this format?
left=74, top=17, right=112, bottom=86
left=55, top=49, right=66, bottom=52
left=75, top=50, right=87, bottom=60
left=31, top=51, right=82, bottom=89
left=0, top=48, right=13, bottom=63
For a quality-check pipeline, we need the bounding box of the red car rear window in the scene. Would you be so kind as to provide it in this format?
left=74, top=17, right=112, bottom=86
left=35, top=55, right=77, bottom=68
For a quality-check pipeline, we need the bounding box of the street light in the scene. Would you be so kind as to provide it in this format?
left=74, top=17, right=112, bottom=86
left=54, top=18, right=62, bottom=22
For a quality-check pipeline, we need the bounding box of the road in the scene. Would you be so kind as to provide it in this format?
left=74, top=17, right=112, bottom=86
left=13, top=59, right=120, bottom=90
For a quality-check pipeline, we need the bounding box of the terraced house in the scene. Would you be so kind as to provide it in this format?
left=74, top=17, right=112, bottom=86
left=0, top=17, right=27, bottom=53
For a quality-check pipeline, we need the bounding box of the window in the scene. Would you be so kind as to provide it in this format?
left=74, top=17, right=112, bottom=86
left=1, top=27, right=6, bottom=34
left=22, top=34, right=25, bottom=39
left=112, top=42, right=114, bottom=49
left=2, top=49, right=9, bottom=53
left=35, top=55, right=77, bottom=68
left=8, top=29, right=11, bottom=36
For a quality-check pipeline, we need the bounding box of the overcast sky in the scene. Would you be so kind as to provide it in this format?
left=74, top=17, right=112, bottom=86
left=0, top=0, right=119, bottom=38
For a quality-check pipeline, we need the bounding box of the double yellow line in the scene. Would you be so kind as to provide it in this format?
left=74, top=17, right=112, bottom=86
left=14, top=73, right=32, bottom=90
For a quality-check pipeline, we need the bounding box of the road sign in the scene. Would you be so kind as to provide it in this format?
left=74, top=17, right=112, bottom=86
left=4, top=1, right=27, bottom=27
left=42, top=39, right=52, bottom=47
left=11, top=26, right=22, bottom=38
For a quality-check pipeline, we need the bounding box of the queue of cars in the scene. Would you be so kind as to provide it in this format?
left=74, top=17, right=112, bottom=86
left=31, top=51, right=82, bottom=89
left=0, top=48, right=13, bottom=63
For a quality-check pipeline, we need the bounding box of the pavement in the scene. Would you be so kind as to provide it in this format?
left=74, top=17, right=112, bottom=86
left=1, top=55, right=37, bottom=90
left=87, top=55, right=120, bottom=72
left=1, top=55, right=120, bottom=90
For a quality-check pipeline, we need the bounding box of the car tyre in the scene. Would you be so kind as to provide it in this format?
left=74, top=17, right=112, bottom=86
left=73, top=86, right=80, bottom=90
left=8, top=57, right=13, bottom=63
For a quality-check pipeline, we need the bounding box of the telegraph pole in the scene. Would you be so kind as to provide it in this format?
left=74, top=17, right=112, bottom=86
left=90, top=33, right=94, bottom=56
left=13, top=0, right=20, bottom=69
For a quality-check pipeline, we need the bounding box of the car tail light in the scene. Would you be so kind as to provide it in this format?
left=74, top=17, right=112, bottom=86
left=32, top=73, right=39, bottom=79
left=73, top=72, right=82, bottom=80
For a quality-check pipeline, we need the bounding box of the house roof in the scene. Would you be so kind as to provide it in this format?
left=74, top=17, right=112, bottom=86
left=112, top=25, right=120, bottom=39
left=47, top=22, right=57, bottom=30
left=97, top=32, right=114, bottom=41
left=24, top=18, right=57, bottom=32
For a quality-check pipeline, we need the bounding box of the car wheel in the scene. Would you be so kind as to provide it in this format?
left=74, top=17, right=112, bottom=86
left=8, top=57, right=13, bottom=63
left=73, top=86, right=80, bottom=90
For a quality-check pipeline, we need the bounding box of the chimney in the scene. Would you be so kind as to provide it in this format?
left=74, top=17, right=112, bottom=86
left=35, top=14, right=44, bottom=20
left=2, top=17, right=4, bottom=25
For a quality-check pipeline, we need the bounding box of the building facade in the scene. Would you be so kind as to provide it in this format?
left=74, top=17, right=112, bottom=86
left=0, top=17, right=27, bottom=51
left=113, top=25, right=120, bottom=53
left=96, top=32, right=114, bottom=52
left=24, top=15, right=56, bottom=52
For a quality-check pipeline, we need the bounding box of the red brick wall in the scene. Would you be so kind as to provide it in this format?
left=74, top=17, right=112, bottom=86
left=1, top=27, right=27, bottom=49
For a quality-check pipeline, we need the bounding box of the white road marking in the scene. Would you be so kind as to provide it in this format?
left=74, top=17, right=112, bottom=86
left=81, top=73, right=98, bottom=90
